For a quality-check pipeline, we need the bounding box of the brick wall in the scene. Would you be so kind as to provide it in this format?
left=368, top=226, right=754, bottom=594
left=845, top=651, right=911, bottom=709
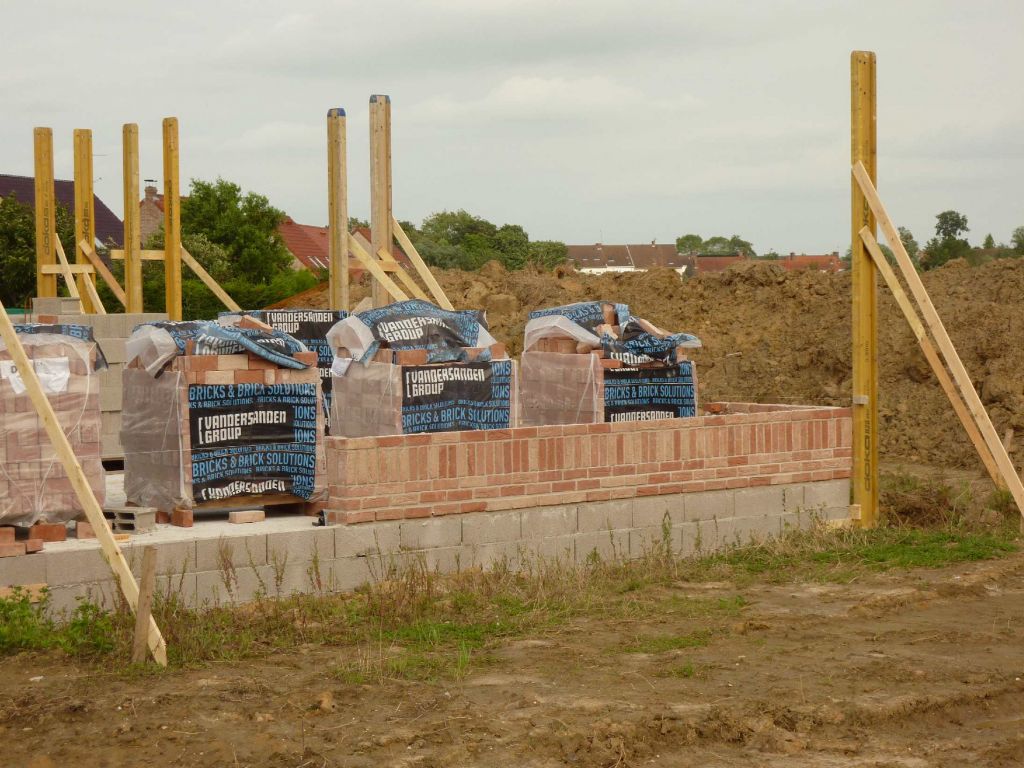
left=326, top=402, right=852, bottom=524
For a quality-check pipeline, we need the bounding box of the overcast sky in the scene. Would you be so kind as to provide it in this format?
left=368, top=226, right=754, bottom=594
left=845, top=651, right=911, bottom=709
left=2, top=1, right=1022, bottom=254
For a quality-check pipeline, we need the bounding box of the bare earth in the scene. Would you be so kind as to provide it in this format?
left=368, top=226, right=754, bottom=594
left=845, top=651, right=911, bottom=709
left=2, top=552, right=1023, bottom=767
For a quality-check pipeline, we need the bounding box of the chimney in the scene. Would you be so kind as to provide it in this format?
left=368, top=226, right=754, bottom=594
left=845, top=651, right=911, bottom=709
left=144, top=184, right=158, bottom=202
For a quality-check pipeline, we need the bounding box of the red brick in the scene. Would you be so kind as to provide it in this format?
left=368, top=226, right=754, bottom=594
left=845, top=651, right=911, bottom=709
left=0, top=542, right=26, bottom=557
left=0, top=527, right=13, bottom=543
left=24, top=538, right=44, bottom=554
left=327, top=509, right=375, bottom=524
left=29, top=523, right=67, bottom=542
left=171, top=508, right=194, bottom=527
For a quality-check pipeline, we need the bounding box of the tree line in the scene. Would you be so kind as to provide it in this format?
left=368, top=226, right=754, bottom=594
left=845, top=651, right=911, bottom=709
left=0, top=181, right=568, bottom=314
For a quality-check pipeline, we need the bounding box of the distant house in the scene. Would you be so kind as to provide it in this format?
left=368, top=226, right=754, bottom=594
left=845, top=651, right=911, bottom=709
left=567, top=242, right=693, bottom=275
left=775, top=252, right=842, bottom=272
left=0, top=173, right=123, bottom=247
left=138, top=184, right=165, bottom=244
left=691, top=251, right=843, bottom=274
left=277, top=219, right=411, bottom=276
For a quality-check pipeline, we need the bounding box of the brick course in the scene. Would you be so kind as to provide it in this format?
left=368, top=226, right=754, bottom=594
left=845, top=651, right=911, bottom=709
left=326, top=402, right=852, bottom=524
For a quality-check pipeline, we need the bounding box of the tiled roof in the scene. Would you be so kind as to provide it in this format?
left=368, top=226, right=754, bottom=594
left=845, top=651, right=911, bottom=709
left=277, top=220, right=411, bottom=274
left=0, top=173, right=123, bottom=247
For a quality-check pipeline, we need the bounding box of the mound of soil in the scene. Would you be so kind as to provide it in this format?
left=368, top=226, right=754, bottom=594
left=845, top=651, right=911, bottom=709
left=273, top=257, right=1024, bottom=471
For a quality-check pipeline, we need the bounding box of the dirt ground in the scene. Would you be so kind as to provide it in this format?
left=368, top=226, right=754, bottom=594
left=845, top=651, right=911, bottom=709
left=3, top=549, right=1023, bottom=767
left=275, top=257, right=1024, bottom=473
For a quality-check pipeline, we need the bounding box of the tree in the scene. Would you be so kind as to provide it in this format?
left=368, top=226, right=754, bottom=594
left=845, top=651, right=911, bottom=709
left=701, top=236, right=733, bottom=254
left=982, top=233, right=996, bottom=249
left=181, top=178, right=292, bottom=284
left=897, top=226, right=920, bottom=266
left=0, top=194, right=76, bottom=308
left=1012, top=226, right=1024, bottom=255
left=727, top=235, right=756, bottom=257
left=493, top=224, right=530, bottom=269
left=675, top=234, right=702, bottom=253
left=934, top=210, right=969, bottom=241
left=527, top=240, right=568, bottom=269
left=922, top=210, right=971, bottom=269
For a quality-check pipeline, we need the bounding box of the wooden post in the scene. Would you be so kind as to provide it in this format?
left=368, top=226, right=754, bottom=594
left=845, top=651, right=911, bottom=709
left=369, top=95, right=393, bottom=308
left=73, top=129, right=97, bottom=313
left=327, top=108, right=350, bottom=311
left=123, top=123, right=143, bottom=313
left=162, top=117, right=182, bottom=321
left=131, top=546, right=158, bottom=664
left=851, top=51, right=879, bottom=528
left=0, top=301, right=167, bottom=665
left=33, top=128, right=57, bottom=299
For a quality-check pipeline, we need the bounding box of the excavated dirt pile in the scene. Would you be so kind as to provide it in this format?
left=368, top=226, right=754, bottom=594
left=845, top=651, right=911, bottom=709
left=274, top=257, right=1024, bottom=471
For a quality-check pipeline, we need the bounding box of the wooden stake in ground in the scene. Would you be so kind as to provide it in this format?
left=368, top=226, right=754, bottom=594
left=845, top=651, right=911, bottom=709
left=853, top=162, right=1024, bottom=521
left=131, top=547, right=158, bottom=664
left=0, top=301, right=168, bottom=665
left=34, top=127, right=57, bottom=299
left=123, top=123, right=144, bottom=313
left=369, top=95, right=393, bottom=309
left=162, top=117, right=183, bottom=321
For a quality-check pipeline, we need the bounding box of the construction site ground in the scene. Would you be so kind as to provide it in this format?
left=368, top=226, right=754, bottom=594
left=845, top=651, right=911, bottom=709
left=2, top=467, right=1022, bottom=767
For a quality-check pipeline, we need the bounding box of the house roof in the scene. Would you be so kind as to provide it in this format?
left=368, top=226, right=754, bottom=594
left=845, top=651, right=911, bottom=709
left=0, top=173, right=123, bottom=247
left=277, top=219, right=411, bottom=274
left=278, top=217, right=331, bottom=272
left=567, top=243, right=692, bottom=271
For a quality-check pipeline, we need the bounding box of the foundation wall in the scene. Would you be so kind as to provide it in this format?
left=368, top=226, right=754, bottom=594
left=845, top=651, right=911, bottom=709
left=325, top=402, right=852, bottom=524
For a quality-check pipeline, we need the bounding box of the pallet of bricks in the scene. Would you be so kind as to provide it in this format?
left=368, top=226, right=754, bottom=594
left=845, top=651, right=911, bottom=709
left=519, top=301, right=701, bottom=425
left=327, top=299, right=516, bottom=437
left=0, top=322, right=107, bottom=554
left=218, top=309, right=347, bottom=434
left=31, top=296, right=168, bottom=460
left=121, top=318, right=326, bottom=526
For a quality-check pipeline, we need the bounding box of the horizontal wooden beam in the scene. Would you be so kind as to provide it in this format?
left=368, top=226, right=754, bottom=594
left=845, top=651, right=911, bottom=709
left=349, top=235, right=408, bottom=302
left=109, top=249, right=165, bottom=261
left=41, top=264, right=94, bottom=275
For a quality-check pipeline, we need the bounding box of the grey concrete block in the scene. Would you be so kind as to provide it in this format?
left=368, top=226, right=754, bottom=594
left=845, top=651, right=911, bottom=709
left=123, top=540, right=195, bottom=577
left=733, top=515, right=784, bottom=545
left=628, top=526, right=672, bottom=559
left=781, top=483, right=805, bottom=514
left=521, top=505, right=577, bottom=539
left=461, top=511, right=521, bottom=545
left=573, top=529, right=629, bottom=564
left=100, top=381, right=123, bottom=411
left=803, top=479, right=851, bottom=511
left=91, top=314, right=128, bottom=339
left=326, top=556, right=374, bottom=591
left=196, top=564, right=276, bottom=606
left=633, top=494, right=685, bottom=528
left=266, top=527, right=335, bottom=566
left=32, top=297, right=66, bottom=315
left=733, top=486, right=785, bottom=519
left=674, top=522, right=700, bottom=557
left=693, top=517, right=736, bottom=553
left=45, top=580, right=118, bottom=616
left=194, top=534, right=267, bottom=572
left=577, top=499, right=633, bottom=533
left=684, top=489, right=735, bottom=522
left=335, top=521, right=400, bottom=558
left=44, top=547, right=117, bottom=586
left=98, top=337, right=127, bottom=364
left=396, top=545, right=462, bottom=574
left=0, top=550, right=47, bottom=585
left=399, top=517, right=462, bottom=550
left=525, top=536, right=576, bottom=565
left=466, top=541, right=522, bottom=571
left=155, top=572, right=198, bottom=608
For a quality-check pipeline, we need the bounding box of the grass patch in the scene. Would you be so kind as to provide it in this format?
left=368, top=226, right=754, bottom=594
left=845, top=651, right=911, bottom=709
left=624, top=629, right=713, bottom=654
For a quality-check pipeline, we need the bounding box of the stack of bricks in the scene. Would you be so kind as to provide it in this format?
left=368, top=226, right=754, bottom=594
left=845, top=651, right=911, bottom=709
left=0, top=325, right=105, bottom=526
left=521, top=324, right=697, bottom=426
left=30, top=297, right=168, bottom=459
left=325, top=402, right=852, bottom=524
left=331, top=343, right=516, bottom=438
left=122, top=344, right=326, bottom=520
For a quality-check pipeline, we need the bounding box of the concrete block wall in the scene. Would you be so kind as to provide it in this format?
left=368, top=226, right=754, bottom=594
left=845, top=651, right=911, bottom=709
left=325, top=402, right=852, bottom=524
left=23, top=476, right=849, bottom=615
left=30, top=299, right=168, bottom=459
